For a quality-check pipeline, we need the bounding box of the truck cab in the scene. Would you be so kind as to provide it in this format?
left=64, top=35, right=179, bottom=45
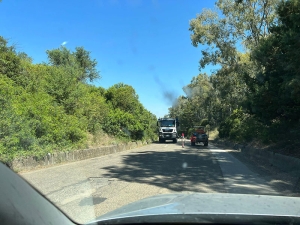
left=157, top=118, right=179, bottom=143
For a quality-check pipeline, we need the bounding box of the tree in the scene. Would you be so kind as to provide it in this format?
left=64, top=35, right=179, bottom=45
left=217, top=0, right=279, bottom=48
left=183, top=73, right=214, bottom=122
left=189, top=0, right=279, bottom=70
left=46, top=46, right=100, bottom=82
left=169, top=96, right=193, bottom=134
left=249, top=0, right=300, bottom=124
left=169, top=73, right=221, bottom=133
left=0, top=34, right=158, bottom=162
left=75, top=85, right=109, bottom=134
left=103, top=83, right=157, bottom=140
left=186, top=0, right=280, bottom=130
left=0, top=36, right=22, bottom=81
left=105, top=83, right=140, bottom=114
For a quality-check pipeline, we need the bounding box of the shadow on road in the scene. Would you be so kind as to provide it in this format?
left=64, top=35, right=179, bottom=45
left=79, top=197, right=106, bottom=206
left=228, top=149, right=300, bottom=196
left=209, top=144, right=299, bottom=196
left=101, top=145, right=226, bottom=193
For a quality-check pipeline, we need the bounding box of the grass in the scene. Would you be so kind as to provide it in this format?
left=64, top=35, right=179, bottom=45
left=208, top=127, right=219, bottom=141
left=87, top=130, right=117, bottom=147
left=0, top=130, right=133, bottom=165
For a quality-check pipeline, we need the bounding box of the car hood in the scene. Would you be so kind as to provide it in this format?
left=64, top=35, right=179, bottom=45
left=88, top=193, right=300, bottom=224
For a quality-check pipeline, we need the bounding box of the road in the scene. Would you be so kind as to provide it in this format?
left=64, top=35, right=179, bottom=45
left=21, top=140, right=286, bottom=224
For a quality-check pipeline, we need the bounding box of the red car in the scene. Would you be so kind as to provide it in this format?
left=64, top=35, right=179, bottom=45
left=190, top=127, right=208, bottom=146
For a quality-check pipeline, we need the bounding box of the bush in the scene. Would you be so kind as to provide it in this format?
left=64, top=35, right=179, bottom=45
left=218, top=109, right=262, bottom=142
left=0, top=37, right=158, bottom=162
left=200, top=119, right=209, bottom=126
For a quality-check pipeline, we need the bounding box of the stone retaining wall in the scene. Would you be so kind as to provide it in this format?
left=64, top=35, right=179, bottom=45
left=12, top=140, right=151, bottom=172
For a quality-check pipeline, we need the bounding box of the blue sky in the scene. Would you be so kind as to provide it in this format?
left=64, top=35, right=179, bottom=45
left=0, top=0, right=216, bottom=118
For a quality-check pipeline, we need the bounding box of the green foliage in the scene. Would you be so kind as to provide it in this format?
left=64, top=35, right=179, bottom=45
left=0, top=36, right=156, bottom=162
left=249, top=0, right=300, bottom=124
left=44, top=65, right=83, bottom=114
left=189, top=0, right=279, bottom=69
left=186, top=0, right=277, bottom=130
left=103, top=84, right=157, bottom=140
left=200, top=119, right=209, bottom=126
left=46, top=46, right=100, bottom=82
left=219, top=109, right=244, bottom=140
left=105, top=83, right=140, bottom=113
left=102, top=108, right=138, bottom=138
left=75, top=85, right=109, bottom=134
left=170, top=0, right=300, bottom=149
left=169, top=74, right=216, bottom=134
left=0, top=37, right=22, bottom=82
left=0, top=73, right=87, bottom=160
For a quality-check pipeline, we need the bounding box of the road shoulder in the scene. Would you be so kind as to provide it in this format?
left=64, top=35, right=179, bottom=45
left=210, top=141, right=300, bottom=196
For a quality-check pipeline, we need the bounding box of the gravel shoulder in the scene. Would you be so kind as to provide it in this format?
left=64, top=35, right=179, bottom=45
left=212, top=141, right=300, bottom=197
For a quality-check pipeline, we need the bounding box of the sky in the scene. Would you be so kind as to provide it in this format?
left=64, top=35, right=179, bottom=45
left=0, top=0, right=216, bottom=118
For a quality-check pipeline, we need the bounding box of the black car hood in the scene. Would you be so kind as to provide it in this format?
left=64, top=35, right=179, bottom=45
left=89, top=193, right=300, bottom=224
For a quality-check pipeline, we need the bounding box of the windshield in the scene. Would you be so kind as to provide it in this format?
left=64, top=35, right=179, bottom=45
left=1, top=0, right=300, bottom=224
left=159, top=120, right=175, bottom=127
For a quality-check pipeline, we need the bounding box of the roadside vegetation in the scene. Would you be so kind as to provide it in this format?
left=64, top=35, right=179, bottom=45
left=1, top=0, right=300, bottom=162
left=169, top=0, right=300, bottom=157
left=0, top=37, right=157, bottom=162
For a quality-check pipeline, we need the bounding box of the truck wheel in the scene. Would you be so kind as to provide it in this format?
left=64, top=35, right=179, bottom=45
left=191, top=142, right=195, bottom=146
left=159, top=138, right=163, bottom=143
left=173, top=139, right=177, bottom=143
left=204, top=141, right=208, bottom=146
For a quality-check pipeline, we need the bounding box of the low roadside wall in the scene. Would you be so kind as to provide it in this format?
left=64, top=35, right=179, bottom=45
left=212, top=139, right=300, bottom=177
left=11, top=140, right=151, bottom=172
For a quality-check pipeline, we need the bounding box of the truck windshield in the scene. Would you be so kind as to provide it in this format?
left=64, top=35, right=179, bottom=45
left=160, top=120, right=175, bottom=127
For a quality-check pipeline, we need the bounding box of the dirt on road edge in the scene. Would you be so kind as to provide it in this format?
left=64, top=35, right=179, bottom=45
left=211, top=140, right=300, bottom=197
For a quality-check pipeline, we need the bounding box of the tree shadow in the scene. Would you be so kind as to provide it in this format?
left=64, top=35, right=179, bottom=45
left=229, top=150, right=300, bottom=196
left=79, top=196, right=106, bottom=206
left=101, top=146, right=226, bottom=193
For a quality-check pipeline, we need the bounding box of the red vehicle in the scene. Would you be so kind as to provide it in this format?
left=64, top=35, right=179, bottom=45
left=190, top=126, right=209, bottom=146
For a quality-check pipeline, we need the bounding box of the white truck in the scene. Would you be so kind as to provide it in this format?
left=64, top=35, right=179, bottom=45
left=157, top=118, right=179, bottom=143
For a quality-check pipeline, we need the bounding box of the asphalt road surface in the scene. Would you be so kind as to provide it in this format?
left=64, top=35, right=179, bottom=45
left=21, top=140, right=285, bottom=224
